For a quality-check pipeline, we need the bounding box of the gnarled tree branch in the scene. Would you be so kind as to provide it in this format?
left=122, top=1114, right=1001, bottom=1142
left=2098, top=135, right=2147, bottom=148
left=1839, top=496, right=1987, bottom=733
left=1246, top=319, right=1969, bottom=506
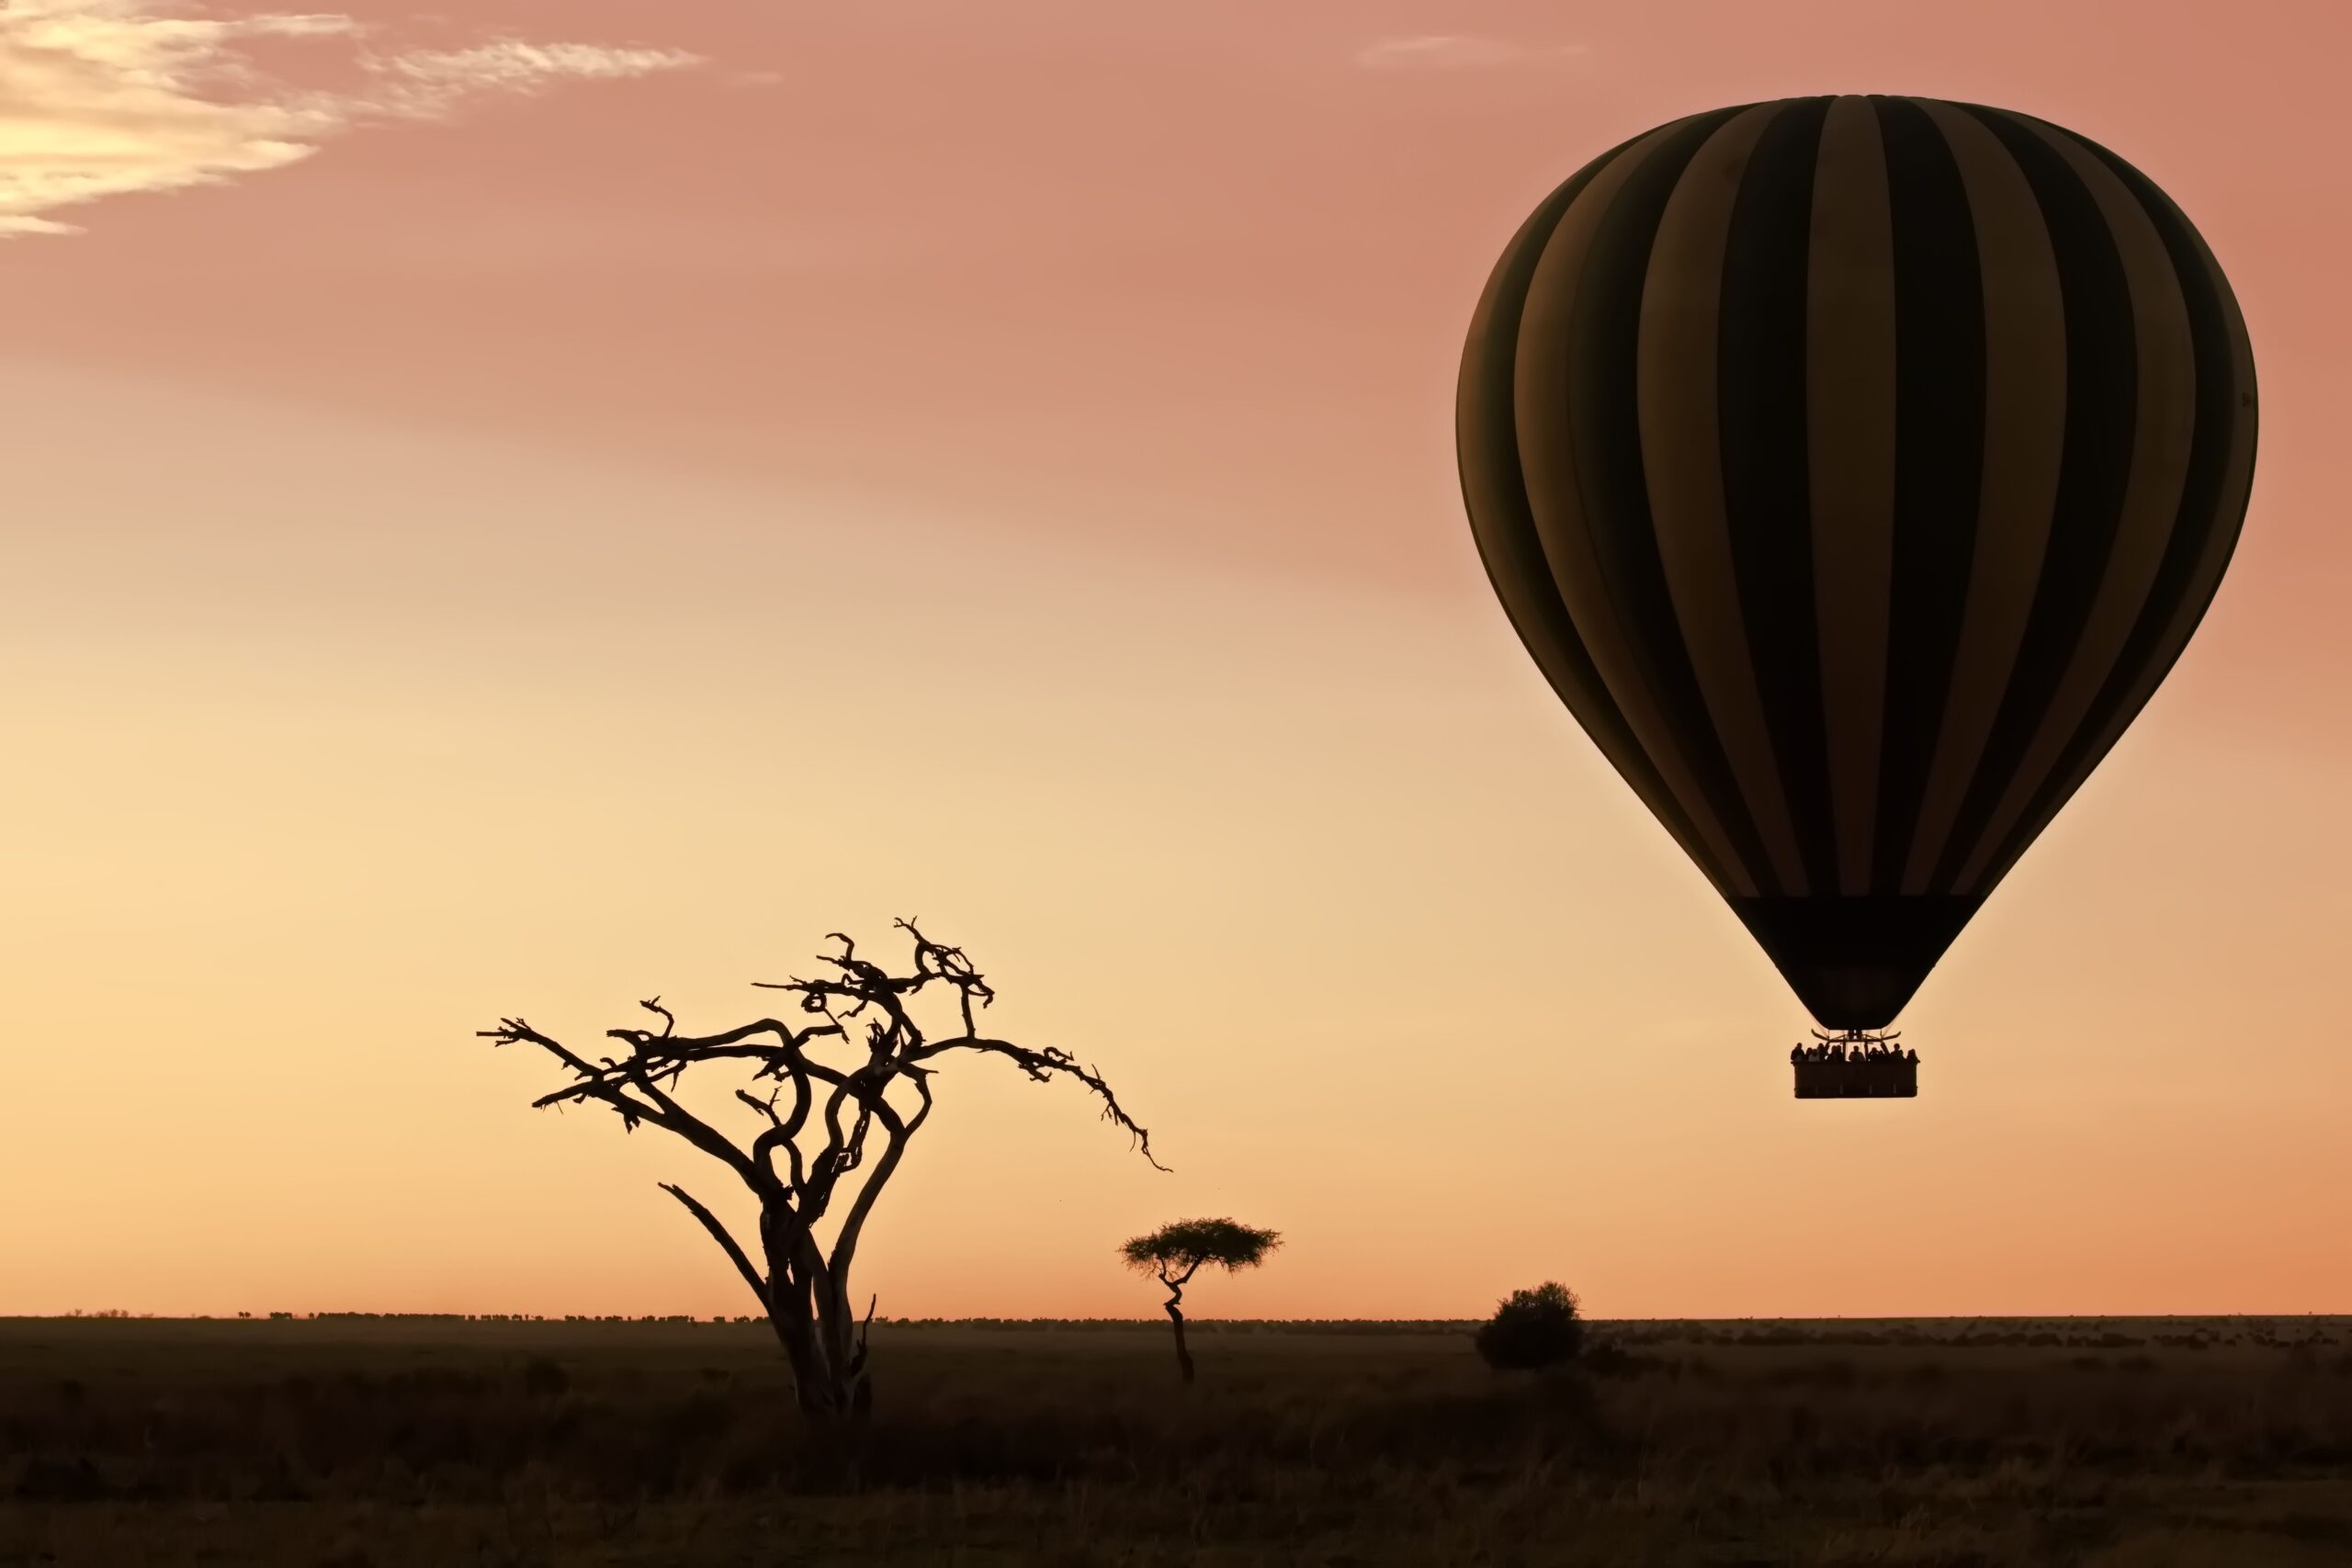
left=660, top=1182, right=767, bottom=1314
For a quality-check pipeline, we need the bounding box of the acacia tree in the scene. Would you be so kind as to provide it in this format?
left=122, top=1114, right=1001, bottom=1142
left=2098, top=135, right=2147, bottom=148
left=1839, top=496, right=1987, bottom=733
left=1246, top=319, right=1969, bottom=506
left=482, top=920, right=1163, bottom=1418
left=1119, top=1217, right=1280, bottom=1384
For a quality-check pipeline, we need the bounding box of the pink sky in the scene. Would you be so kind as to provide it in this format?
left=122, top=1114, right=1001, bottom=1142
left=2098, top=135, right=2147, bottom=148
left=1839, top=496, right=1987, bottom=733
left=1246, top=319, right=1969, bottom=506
left=3, top=1, right=2347, bottom=1320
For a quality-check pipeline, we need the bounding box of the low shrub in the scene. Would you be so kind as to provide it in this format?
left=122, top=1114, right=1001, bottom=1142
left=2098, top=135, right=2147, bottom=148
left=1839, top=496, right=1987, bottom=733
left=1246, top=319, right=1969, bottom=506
left=1474, top=1282, right=1584, bottom=1371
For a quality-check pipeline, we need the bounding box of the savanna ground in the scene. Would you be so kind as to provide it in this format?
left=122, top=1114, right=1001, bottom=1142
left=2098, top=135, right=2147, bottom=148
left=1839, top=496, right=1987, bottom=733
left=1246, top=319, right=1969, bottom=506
left=4, top=1315, right=2348, bottom=1566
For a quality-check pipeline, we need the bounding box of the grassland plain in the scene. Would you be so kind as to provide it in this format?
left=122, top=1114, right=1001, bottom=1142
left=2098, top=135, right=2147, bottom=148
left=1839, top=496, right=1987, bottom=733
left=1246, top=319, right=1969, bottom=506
left=3, top=1315, right=2349, bottom=1566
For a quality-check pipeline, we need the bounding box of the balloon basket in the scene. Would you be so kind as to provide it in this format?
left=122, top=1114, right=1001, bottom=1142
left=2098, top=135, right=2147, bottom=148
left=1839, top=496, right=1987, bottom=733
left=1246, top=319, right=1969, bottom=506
left=1792, top=1029, right=1918, bottom=1100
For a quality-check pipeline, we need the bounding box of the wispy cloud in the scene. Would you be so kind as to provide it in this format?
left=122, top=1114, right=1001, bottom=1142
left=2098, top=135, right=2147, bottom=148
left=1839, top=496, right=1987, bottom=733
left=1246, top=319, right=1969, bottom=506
left=364, top=39, right=705, bottom=115
left=1354, top=35, right=1589, bottom=71
left=0, top=0, right=700, bottom=236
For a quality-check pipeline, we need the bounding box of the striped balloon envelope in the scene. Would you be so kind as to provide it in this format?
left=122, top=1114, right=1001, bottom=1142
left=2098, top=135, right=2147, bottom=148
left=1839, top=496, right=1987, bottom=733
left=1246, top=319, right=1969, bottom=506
left=1457, top=96, right=2257, bottom=1036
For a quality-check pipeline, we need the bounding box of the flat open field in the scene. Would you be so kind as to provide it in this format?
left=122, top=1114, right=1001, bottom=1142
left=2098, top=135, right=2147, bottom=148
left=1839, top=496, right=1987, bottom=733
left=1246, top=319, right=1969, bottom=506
left=5, top=1315, right=2349, bottom=1566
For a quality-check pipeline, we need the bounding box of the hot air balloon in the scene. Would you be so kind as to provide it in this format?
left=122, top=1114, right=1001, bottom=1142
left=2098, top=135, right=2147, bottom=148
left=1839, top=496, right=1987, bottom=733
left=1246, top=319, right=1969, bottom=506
left=1456, top=96, right=2256, bottom=1097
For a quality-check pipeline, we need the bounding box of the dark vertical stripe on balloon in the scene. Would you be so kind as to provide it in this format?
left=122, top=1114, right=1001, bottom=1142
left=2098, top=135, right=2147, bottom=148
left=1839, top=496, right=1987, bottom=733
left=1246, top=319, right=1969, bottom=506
left=1899, top=100, right=2067, bottom=894
left=1713, top=96, right=1838, bottom=897
left=1930, top=105, right=2139, bottom=892
left=1869, top=96, right=1984, bottom=894
left=1566, top=108, right=1787, bottom=890
left=1455, top=138, right=1730, bottom=886
left=1804, top=96, right=1899, bottom=897
left=1975, top=128, right=2254, bottom=886
left=1637, top=106, right=1809, bottom=892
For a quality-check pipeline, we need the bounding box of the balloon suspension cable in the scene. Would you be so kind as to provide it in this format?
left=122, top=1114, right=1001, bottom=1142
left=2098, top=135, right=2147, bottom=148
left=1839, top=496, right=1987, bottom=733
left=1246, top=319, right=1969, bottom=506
left=1808, top=1026, right=1901, bottom=1046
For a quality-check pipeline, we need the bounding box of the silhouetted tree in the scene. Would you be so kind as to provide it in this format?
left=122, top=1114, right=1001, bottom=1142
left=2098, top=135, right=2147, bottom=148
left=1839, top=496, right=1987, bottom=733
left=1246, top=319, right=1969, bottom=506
left=1475, top=1281, right=1584, bottom=1371
left=1119, top=1218, right=1280, bottom=1383
left=483, top=920, right=1163, bottom=1418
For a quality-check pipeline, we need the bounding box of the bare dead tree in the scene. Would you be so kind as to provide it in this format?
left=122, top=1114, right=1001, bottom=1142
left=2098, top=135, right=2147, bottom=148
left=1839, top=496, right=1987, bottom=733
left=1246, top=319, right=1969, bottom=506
left=481, top=920, right=1164, bottom=1418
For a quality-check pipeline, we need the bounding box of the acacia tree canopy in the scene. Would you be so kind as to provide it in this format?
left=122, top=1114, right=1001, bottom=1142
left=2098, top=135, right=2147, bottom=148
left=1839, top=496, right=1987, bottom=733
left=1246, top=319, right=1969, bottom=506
left=1121, top=1219, right=1282, bottom=1280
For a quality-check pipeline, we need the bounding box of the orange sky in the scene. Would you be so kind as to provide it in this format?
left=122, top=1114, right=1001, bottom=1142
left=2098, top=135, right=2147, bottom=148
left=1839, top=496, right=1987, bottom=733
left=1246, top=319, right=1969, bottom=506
left=3, top=0, right=2347, bottom=1321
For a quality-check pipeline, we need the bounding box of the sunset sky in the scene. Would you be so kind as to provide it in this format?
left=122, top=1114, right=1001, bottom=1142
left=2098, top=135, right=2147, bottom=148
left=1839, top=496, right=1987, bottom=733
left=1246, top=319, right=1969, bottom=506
left=5, top=0, right=2347, bottom=1322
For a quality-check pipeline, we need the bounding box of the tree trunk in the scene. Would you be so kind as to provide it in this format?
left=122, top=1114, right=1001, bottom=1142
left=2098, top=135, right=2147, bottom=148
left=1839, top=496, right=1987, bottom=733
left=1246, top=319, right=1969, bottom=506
left=1164, top=1296, right=1195, bottom=1385
left=771, top=1312, right=868, bottom=1417
left=767, top=1271, right=872, bottom=1419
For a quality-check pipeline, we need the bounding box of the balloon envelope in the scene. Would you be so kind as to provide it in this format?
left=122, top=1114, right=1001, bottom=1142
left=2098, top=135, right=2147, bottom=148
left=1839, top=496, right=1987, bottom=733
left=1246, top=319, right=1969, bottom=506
left=1457, top=96, right=2256, bottom=1029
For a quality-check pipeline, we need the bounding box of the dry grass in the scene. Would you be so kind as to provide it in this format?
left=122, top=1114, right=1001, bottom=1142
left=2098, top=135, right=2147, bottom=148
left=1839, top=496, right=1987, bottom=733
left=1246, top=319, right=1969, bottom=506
left=3, top=1316, right=2349, bottom=1565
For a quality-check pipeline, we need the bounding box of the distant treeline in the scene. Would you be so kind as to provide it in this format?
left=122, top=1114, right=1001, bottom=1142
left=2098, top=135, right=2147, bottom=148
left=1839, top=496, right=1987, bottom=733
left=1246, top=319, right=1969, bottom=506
left=31, top=1313, right=2348, bottom=1338
left=38, top=1312, right=1488, bottom=1331
left=889, top=1318, right=1485, bottom=1335
left=311, top=1314, right=1488, bottom=1333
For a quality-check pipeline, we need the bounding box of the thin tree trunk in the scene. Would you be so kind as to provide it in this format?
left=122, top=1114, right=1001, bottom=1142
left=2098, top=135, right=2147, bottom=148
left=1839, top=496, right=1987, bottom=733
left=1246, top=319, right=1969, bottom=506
left=775, top=1317, right=863, bottom=1417
left=769, top=1305, right=834, bottom=1415
left=813, top=1275, right=873, bottom=1418
left=1164, top=1292, right=1195, bottom=1385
